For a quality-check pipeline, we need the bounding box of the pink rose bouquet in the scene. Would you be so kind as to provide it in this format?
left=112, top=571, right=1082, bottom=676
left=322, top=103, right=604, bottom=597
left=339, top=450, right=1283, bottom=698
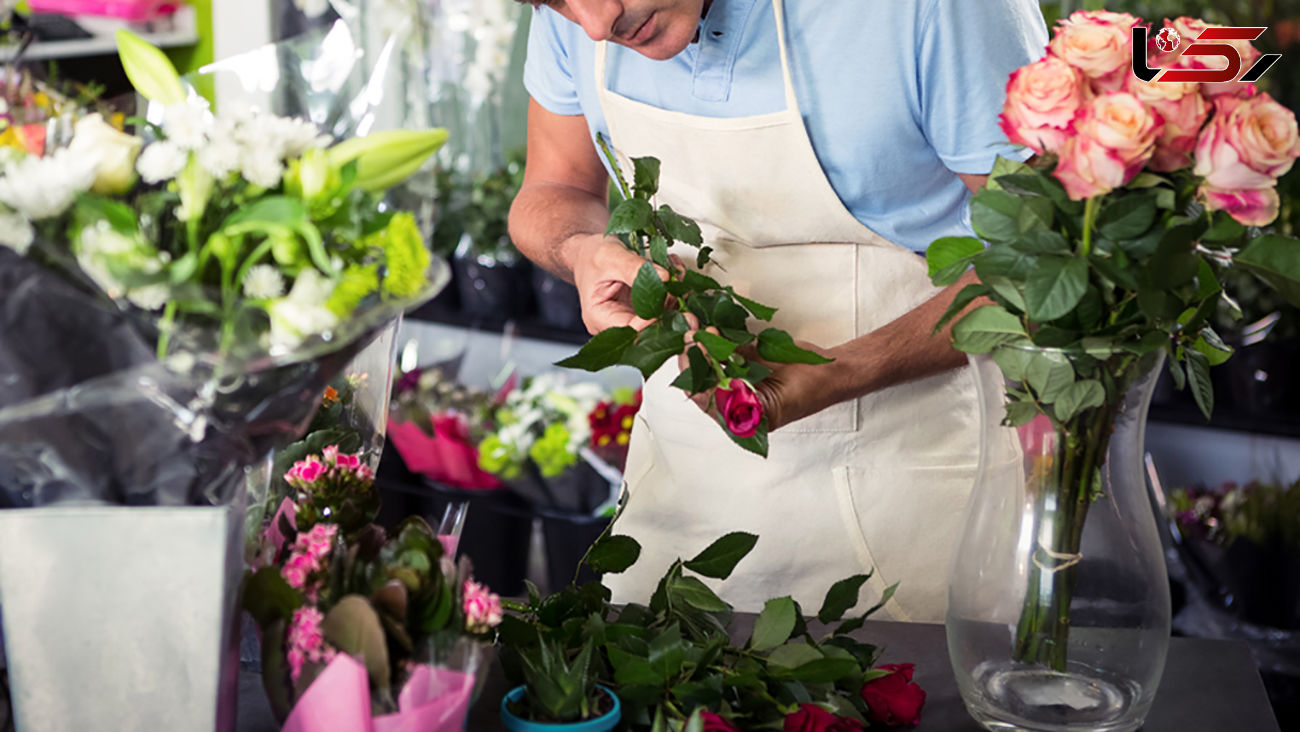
left=928, top=6, right=1300, bottom=684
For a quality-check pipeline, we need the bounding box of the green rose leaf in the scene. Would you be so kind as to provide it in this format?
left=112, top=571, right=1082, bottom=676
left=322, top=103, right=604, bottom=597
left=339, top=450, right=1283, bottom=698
left=766, top=642, right=823, bottom=669
left=632, top=156, right=661, bottom=198
left=950, top=305, right=1026, bottom=354
left=785, top=658, right=862, bottom=684
left=1014, top=230, right=1070, bottom=254
left=696, top=245, right=714, bottom=268
left=733, top=292, right=777, bottom=321
left=1026, top=349, right=1075, bottom=402
left=695, top=330, right=738, bottom=361
left=934, top=283, right=991, bottom=333
left=1097, top=193, right=1158, bottom=240
left=684, top=269, right=723, bottom=291
left=926, top=236, right=985, bottom=285
left=1235, top=234, right=1300, bottom=307
left=971, top=190, right=1023, bottom=242
left=669, top=575, right=730, bottom=612
left=991, top=344, right=1035, bottom=381
left=671, top=346, right=714, bottom=394
left=1004, top=398, right=1040, bottom=427
left=1024, top=255, right=1088, bottom=322
left=756, top=329, right=833, bottom=364
left=1053, top=379, right=1105, bottom=421
left=1185, top=348, right=1214, bottom=419
left=1203, top=213, right=1246, bottom=243
left=684, top=531, right=759, bottom=579
left=1148, top=224, right=1202, bottom=290
left=817, top=574, right=870, bottom=624
left=556, top=326, right=638, bottom=371
left=586, top=534, right=642, bottom=574
left=622, top=322, right=686, bottom=379
left=719, top=416, right=769, bottom=457
left=750, top=596, right=798, bottom=652
left=632, top=261, right=668, bottom=320
left=658, top=205, right=703, bottom=246
left=649, top=235, right=671, bottom=269
left=608, top=198, right=654, bottom=236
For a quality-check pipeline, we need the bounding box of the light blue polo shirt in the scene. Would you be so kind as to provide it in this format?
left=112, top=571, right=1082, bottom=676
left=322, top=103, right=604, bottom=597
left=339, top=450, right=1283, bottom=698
left=523, top=0, right=1049, bottom=252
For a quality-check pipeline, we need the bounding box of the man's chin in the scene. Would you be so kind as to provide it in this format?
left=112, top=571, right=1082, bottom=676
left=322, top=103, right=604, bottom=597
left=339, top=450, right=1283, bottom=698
left=622, top=25, right=694, bottom=61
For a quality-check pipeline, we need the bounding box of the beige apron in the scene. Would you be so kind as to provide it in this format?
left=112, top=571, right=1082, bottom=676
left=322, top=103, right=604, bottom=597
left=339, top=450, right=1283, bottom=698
left=597, top=0, right=993, bottom=622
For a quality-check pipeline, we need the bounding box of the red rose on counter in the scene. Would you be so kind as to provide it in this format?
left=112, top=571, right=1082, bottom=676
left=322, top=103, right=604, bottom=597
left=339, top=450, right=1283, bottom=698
left=861, top=663, right=927, bottom=726
left=716, top=379, right=763, bottom=438
left=783, top=703, right=864, bottom=732
left=700, top=710, right=741, bottom=732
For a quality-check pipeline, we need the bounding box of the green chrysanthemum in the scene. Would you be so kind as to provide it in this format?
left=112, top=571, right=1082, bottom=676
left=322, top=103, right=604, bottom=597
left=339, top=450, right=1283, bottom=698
left=369, top=211, right=431, bottom=299
left=326, top=263, right=380, bottom=318
left=529, top=423, right=577, bottom=478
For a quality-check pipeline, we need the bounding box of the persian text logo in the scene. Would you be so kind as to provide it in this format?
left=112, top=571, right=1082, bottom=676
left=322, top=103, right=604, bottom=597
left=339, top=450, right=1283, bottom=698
left=1132, top=26, right=1282, bottom=83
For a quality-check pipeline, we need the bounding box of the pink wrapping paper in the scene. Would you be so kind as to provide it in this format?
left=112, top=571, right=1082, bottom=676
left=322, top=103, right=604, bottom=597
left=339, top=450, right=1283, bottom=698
left=387, top=413, right=501, bottom=491
left=26, top=0, right=179, bottom=21
left=283, top=654, right=475, bottom=732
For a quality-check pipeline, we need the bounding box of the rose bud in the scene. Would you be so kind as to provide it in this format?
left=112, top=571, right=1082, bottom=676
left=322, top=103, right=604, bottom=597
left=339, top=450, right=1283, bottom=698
left=716, top=379, right=763, bottom=438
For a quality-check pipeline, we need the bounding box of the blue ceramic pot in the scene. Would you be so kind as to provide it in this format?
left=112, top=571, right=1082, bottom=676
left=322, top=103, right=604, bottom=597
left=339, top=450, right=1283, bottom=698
left=500, top=685, right=621, bottom=732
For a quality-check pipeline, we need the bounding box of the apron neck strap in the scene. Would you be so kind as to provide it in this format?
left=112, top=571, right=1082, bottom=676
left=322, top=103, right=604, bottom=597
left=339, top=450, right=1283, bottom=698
left=595, top=0, right=800, bottom=112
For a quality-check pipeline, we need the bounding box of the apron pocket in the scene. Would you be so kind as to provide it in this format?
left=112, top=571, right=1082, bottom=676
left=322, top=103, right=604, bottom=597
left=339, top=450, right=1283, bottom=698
left=835, top=462, right=980, bottom=623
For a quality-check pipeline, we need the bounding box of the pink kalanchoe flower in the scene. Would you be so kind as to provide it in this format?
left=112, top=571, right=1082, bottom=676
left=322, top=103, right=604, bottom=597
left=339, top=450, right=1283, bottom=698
left=463, top=580, right=503, bottom=633
left=301, top=523, right=338, bottom=562
left=289, top=459, right=325, bottom=485
left=286, top=606, right=330, bottom=682
left=322, top=445, right=340, bottom=465
left=335, top=452, right=361, bottom=470
left=355, top=464, right=375, bottom=483
left=281, top=552, right=315, bottom=590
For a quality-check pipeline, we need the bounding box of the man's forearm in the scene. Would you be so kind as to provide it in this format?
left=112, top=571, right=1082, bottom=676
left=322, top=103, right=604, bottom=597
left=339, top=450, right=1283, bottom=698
left=824, top=269, right=988, bottom=403
left=508, top=181, right=611, bottom=283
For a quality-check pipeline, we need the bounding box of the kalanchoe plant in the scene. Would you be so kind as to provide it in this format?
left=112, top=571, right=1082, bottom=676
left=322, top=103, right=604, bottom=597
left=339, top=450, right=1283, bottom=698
left=930, top=10, right=1300, bottom=672
left=556, top=135, right=832, bottom=457
left=498, top=530, right=920, bottom=731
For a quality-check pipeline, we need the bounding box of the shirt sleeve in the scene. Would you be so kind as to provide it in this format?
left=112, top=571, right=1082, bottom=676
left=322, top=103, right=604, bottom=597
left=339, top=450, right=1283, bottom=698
left=523, top=7, right=584, bottom=116
left=917, top=0, right=1049, bottom=173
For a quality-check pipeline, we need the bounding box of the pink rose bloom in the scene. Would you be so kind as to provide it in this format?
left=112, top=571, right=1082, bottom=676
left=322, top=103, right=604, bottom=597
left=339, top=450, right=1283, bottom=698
left=462, top=580, right=503, bottom=633
left=1162, top=17, right=1261, bottom=97
left=1195, top=93, right=1300, bottom=192
left=1054, top=92, right=1162, bottom=199
left=999, top=56, right=1088, bottom=154
left=1201, top=186, right=1280, bottom=226
left=286, top=606, right=331, bottom=682
left=1125, top=73, right=1209, bottom=172
left=1050, top=10, right=1142, bottom=91
left=716, top=380, right=764, bottom=439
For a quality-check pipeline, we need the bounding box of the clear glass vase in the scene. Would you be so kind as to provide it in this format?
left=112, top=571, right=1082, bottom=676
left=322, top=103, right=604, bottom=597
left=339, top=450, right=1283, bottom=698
left=947, top=351, right=1171, bottom=732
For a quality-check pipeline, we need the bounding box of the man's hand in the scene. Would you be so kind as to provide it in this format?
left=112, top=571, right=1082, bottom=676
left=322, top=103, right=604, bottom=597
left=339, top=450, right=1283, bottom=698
left=569, top=234, right=668, bottom=334
left=678, top=326, right=841, bottom=431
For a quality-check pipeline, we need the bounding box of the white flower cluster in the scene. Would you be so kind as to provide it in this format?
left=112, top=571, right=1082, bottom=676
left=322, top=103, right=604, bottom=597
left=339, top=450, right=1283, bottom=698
left=74, top=220, right=173, bottom=311
left=267, top=269, right=339, bottom=354
left=0, top=147, right=98, bottom=221
left=138, top=103, right=331, bottom=189
left=441, top=0, right=520, bottom=107
left=496, top=373, right=605, bottom=457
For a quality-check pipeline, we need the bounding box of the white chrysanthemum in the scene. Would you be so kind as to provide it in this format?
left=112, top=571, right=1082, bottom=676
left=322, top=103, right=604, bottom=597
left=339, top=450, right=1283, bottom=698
left=0, top=148, right=98, bottom=220
left=0, top=210, right=34, bottom=256
left=266, top=269, right=338, bottom=352
left=268, top=115, right=329, bottom=160
left=243, top=264, right=285, bottom=299
left=137, top=141, right=188, bottom=184
left=198, top=135, right=241, bottom=179
left=240, top=148, right=285, bottom=189
left=162, top=103, right=213, bottom=151
left=127, top=284, right=170, bottom=311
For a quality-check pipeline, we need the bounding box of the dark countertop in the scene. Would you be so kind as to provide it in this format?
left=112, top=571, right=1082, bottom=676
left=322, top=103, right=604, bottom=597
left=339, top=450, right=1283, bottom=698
left=236, top=618, right=1280, bottom=731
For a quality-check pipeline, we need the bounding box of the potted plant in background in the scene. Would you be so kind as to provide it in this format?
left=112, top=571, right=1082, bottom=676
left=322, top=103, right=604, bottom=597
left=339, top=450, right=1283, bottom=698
left=450, top=150, right=538, bottom=321
left=500, top=636, right=620, bottom=732
left=936, top=10, right=1300, bottom=732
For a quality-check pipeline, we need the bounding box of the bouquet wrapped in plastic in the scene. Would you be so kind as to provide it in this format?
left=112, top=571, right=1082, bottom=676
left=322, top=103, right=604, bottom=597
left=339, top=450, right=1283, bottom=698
left=0, top=23, right=448, bottom=732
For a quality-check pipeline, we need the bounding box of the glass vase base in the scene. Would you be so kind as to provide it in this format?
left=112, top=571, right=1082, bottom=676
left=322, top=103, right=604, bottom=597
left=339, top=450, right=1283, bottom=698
left=964, top=662, right=1148, bottom=732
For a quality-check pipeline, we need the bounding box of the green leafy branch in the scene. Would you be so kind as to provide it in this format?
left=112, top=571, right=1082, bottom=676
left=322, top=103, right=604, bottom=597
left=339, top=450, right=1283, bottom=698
left=556, top=135, right=832, bottom=456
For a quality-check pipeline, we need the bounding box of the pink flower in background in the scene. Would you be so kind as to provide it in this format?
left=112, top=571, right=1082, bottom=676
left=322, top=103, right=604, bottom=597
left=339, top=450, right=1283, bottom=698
left=301, top=523, right=338, bottom=562
left=1049, top=10, right=1141, bottom=91
left=322, top=445, right=340, bottom=464
left=335, top=452, right=361, bottom=470
left=716, top=380, right=764, bottom=439
left=999, top=56, right=1088, bottom=154
left=1195, top=94, right=1300, bottom=192
left=287, top=606, right=334, bottom=683
left=355, top=465, right=374, bottom=483
left=282, top=552, right=315, bottom=590
left=462, top=580, right=502, bottom=633
left=1201, top=186, right=1280, bottom=226
left=289, top=459, right=325, bottom=485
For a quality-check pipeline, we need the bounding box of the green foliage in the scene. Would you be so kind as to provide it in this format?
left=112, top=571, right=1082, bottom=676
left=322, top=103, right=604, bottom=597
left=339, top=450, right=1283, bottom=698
left=500, top=532, right=892, bottom=730
left=558, top=136, right=833, bottom=455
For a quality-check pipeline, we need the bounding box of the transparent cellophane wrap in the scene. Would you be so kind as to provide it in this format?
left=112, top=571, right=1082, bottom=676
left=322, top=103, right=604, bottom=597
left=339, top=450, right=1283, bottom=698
left=0, top=21, right=447, bottom=732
